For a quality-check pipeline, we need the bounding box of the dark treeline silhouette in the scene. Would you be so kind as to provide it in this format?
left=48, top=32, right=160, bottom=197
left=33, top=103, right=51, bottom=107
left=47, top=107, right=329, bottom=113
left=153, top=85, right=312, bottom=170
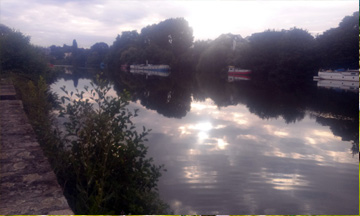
left=42, top=12, right=359, bottom=82
left=48, top=40, right=109, bottom=67
left=3, top=12, right=357, bottom=77
left=1, top=12, right=357, bottom=143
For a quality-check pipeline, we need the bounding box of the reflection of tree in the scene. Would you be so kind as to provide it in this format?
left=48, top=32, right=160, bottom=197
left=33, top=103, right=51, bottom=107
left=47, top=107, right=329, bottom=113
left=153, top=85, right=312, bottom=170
left=243, top=84, right=307, bottom=124
left=110, top=69, right=193, bottom=119
left=194, top=73, right=308, bottom=124
left=351, top=141, right=359, bottom=157
left=315, top=116, right=358, bottom=156
left=138, top=86, right=191, bottom=118
left=193, top=68, right=358, bottom=154
left=307, top=87, right=358, bottom=119
left=308, top=88, right=358, bottom=155
left=106, top=63, right=359, bottom=159
left=109, top=63, right=358, bottom=153
left=306, top=88, right=358, bottom=155
left=51, top=67, right=98, bottom=87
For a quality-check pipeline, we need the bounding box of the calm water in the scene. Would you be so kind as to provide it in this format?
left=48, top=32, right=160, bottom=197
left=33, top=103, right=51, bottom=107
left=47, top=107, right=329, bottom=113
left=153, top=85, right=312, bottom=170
left=50, top=70, right=358, bottom=214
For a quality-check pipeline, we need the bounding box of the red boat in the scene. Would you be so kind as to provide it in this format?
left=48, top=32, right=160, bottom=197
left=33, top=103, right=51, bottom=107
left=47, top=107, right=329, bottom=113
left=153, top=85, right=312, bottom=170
left=228, top=66, right=251, bottom=82
left=121, top=64, right=129, bottom=71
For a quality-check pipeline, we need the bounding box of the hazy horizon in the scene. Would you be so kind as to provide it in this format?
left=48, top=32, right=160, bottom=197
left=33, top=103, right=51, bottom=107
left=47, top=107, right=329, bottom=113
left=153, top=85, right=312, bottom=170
left=1, top=0, right=358, bottom=48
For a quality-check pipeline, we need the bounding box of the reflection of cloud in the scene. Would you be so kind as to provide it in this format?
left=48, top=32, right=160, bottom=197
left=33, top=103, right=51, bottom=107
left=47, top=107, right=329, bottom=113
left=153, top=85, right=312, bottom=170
left=302, top=129, right=347, bottom=164
left=263, top=124, right=289, bottom=137
left=191, top=100, right=217, bottom=111
left=305, top=137, right=317, bottom=144
left=197, top=131, right=209, bottom=142
left=263, top=147, right=326, bottom=163
left=183, top=166, right=218, bottom=184
left=313, top=130, right=338, bottom=139
left=214, top=124, right=226, bottom=129
left=217, top=138, right=228, bottom=150
left=170, top=199, right=197, bottom=215
left=273, top=131, right=289, bottom=137
left=52, top=78, right=358, bottom=214
left=237, top=134, right=261, bottom=142
left=178, top=126, right=191, bottom=136
left=325, top=150, right=354, bottom=164
left=217, top=111, right=250, bottom=126
left=177, top=121, right=230, bottom=151
left=190, top=121, right=213, bottom=131
left=178, top=121, right=213, bottom=137
left=188, top=148, right=201, bottom=155
left=258, top=168, right=310, bottom=191
left=233, top=113, right=248, bottom=125
left=243, top=193, right=258, bottom=214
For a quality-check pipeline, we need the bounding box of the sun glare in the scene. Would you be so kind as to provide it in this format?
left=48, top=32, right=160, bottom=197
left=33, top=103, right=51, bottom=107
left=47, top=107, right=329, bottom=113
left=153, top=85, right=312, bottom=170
left=186, top=1, right=270, bottom=40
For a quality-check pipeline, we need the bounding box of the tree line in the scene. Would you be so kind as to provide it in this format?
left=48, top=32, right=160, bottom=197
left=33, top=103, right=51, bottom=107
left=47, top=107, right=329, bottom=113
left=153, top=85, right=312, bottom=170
left=1, top=12, right=358, bottom=79
left=47, top=12, right=359, bottom=81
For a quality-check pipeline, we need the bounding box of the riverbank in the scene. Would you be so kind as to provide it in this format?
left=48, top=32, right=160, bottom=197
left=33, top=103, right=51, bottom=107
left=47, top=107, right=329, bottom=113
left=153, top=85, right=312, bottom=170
left=0, top=78, right=73, bottom=214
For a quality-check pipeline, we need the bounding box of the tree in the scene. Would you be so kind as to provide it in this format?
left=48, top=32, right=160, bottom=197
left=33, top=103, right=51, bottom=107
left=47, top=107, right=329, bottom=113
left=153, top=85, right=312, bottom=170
left=236, top=28, right=317, bottom=81
left=107, top=18, right=194, bottom=68
left=107, top=31, right=140, bottom=67
left=0, top=24, right=48, bottom=76
left=120, top=47, right=143, bottom=64
left=87, top=42, right=109, bottom=67
left=140, top=18, right=193, bottom=55
left=316, top=11, right=359, bottom=69
left=49, top=45, right=65, bottom=62
left=196, top=33, right=245, bottom=80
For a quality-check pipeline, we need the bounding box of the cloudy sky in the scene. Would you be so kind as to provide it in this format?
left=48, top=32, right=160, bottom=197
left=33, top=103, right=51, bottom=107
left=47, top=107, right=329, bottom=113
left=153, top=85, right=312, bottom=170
left=1, top=0, right=358, bottom=48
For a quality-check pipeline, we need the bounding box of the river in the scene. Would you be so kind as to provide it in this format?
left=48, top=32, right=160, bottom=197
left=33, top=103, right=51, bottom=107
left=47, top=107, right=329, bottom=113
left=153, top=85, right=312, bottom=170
left=50, top=68, right=358, bottom=214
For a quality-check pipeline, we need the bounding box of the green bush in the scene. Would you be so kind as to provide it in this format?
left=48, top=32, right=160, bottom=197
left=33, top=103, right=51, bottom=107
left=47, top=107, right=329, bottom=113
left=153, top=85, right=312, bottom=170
left=57, top=75, right=170, bottom=214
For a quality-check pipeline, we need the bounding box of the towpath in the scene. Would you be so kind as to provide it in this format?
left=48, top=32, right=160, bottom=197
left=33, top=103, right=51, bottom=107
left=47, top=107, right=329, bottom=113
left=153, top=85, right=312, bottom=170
left=0, top=78, right=73, bottom=214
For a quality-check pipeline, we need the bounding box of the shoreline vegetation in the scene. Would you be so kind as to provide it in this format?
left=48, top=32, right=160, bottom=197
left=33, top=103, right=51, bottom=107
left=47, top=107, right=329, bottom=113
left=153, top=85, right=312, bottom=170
left=0, top=12, right=358, bottom=214
left=7, top=73, right=171, bottom=214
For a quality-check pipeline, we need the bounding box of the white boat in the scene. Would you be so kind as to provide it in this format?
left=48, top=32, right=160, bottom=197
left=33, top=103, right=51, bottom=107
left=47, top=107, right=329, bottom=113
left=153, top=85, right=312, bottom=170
left=228, top=66, right=251, bottom=75
left=317, top=69, right=359, bottom=81
left=129, top=64, right=171, bottom=77
left=316, top=79, right=358, bottom=92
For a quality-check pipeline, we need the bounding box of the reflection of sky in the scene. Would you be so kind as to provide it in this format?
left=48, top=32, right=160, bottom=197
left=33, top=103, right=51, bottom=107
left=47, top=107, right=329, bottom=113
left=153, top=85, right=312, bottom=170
left=51, top=78, right=358, bottom=215
left=51, top=78, right=119, bottom=105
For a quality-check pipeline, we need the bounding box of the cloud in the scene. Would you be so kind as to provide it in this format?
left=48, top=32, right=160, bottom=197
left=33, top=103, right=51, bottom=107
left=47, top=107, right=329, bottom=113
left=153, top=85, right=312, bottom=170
left=1, top=0, right=189, bottom=47
left=1, top=0, right=357, bottom=47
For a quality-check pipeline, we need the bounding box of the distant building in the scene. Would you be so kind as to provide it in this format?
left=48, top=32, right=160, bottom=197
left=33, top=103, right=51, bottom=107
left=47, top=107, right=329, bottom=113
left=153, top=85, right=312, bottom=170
left=64, top=52, right=72, bottom=58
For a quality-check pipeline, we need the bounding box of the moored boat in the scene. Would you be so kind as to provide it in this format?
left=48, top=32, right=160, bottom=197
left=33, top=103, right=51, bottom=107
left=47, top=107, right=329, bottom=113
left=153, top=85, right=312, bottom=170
left=228, top=75, right=251, bottom=82
left=228, top=66, right=251, bottom=82
left=228, top=66, right=251, bottom=75
left=317, top=69, right=359, bottom=81
left=316, top=79, right=358, bottom=92
left=129, top=63, right=171, bottom=77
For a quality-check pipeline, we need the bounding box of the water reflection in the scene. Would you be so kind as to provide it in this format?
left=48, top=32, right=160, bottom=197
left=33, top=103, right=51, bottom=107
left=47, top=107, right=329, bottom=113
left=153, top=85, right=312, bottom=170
left=50, top=68, right=358, bottom=214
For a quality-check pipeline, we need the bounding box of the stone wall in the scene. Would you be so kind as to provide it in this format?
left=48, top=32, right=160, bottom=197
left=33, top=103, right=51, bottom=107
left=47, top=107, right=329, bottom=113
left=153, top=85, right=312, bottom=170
left=0, top=79, right=73, bottom=214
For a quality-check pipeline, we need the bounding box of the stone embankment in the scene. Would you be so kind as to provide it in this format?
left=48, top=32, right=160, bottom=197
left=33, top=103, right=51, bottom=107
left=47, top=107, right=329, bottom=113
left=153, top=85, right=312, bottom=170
left=0, top=78, right=73, bottom=214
